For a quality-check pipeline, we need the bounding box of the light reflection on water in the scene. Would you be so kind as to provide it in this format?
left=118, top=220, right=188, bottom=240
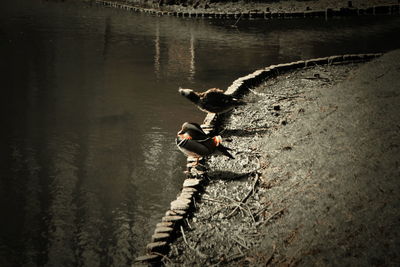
left=1, top=0, right=400, bottom=265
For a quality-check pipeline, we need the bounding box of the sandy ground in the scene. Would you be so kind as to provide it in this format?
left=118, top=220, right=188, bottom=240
left=162, top=0, right=399, bottom=14
left=166, top=49, right=400, bottom=266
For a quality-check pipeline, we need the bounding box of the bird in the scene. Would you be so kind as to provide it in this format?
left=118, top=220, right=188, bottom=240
left=176, top=122, right=234, bottom=164
left=178, top=87, right=245, bottom=114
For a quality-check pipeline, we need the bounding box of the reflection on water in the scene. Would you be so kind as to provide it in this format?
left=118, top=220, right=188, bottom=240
left=1, top=0, right=400, bottom=265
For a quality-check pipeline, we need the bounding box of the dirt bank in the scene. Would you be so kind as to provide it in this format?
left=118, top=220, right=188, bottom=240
left=166, top=49, right=400, bottom=266
left=110, top=0, right=399, bottom=16
left=160, top=0, right=398, bottom=15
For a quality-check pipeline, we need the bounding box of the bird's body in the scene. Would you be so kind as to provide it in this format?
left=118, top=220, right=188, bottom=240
left=178, top=88, right=245, bottom=114
left=176, top=122, right=234, bottom=162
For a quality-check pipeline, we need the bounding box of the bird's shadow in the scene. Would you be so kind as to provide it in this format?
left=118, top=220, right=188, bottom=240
left=207, top=170, right=254, bottom=181
left=219, top=128, right=269, bottom=138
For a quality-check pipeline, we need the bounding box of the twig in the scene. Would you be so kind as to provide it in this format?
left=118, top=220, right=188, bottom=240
left=232, top=236, right=249, bottom=250
left=222, top=195, right=241, bottom=203
left=208, top=206, right=229, bottom=219
left=237, top=246, right=243, bottom=255
left=180, top=225, right=189, bottom=244
left=221, top=195, right=246, bottom=217
left=263, top=208, right=285, bottom=225
left=245, top=204, right=256, bottom=224
left=226, top=174, right=259, bottom=218
left=224, top=197, right=255, bottom=224
left=180, top=226, right=207, bottom=259
left=153, top=252, right=173, bottom=264
left=235, top=234, right=249, bottom=249
left=185, top=218, right=192, bottom=230
left=254, top=205, right=270, bottom=218
left=232, top=237, right=249, bottom=249
left=226, top=252, right=245, bottom=262
left=265, top=244, right=276, bottom=266
left=202, top=196, right=226, bottom=204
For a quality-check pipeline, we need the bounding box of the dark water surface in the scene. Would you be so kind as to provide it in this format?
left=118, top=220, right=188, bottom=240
left=1, top=0, right=399, bottom=265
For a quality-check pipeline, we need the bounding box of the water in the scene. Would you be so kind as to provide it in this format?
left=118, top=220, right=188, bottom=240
left=0, top=0, right=399, bottom=266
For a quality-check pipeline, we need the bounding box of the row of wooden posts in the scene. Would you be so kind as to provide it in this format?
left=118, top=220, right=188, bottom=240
left=96, top=0, right=400, bottom=20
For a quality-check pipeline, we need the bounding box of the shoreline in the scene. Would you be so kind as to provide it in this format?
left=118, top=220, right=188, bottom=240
left=133, top=52, right=395, bottom=265
left=165, top=49, right=400, bottom=266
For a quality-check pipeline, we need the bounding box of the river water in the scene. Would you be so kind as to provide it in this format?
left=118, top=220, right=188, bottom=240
left=0, top=0, right=399, bottom=266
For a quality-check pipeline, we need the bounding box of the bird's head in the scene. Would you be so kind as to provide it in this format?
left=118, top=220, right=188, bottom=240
left=178, top=122, right=205, bottom=139
left=178, top=88, right=194, bottom=97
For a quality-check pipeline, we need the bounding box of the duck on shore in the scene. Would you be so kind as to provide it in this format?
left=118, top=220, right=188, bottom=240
left=178, top=87, right=245, bottom=114
left=176, top=122, right=234, bottom=164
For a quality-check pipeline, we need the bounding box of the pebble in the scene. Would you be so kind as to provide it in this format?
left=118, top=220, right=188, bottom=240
left=135, top=254, right=161, bottom=263
left=183, top=178, right=202, bottom=187
left=171, top=199, right=190, bottom=210
left=177, top=196, right=192, bottom=204
left=156, top=221, right=173, bottom=228
left=154, top=226, right=174, bottom=234
left=162, top=215, right=183, bottom=222
left=182, top=187, right=198, bottom=193
left=165, top=210, right=186, bottom=216
left=179, top=192, right=194, bottom=199
left=152, top=232, right=170, bottom=242
left=146, top=241, right=168, bottom=253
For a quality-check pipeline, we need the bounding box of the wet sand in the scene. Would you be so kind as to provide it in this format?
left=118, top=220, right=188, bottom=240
left=167, top=49, right=400, bottom=266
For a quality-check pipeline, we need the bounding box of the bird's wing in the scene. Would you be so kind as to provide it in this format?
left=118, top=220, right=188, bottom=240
left=216, top=145, right=235, bottom=159
left=202, top=91, right=233, bottom=105
left=186, top=122, right=210, bottom=139
left=177, top=139, right=211, bottom=157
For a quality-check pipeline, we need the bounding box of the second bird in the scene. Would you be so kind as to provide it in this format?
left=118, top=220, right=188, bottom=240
left=178, top=87, right=245, bottom=114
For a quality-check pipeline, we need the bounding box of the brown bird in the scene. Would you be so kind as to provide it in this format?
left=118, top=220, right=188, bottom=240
left=178, top=87, right=245, bottom=114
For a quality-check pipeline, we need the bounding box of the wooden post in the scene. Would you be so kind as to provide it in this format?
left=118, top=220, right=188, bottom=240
left=348, top=1, right=353, bottom=8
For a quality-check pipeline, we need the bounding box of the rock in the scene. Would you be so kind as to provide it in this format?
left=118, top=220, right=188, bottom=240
left=154, top=226, right=174, bottom=234
left=146, top=241, right=168, bottom=253
left=183, top=178, right=202, bottom=187
left=162, top=215, right=183, bottom=222
left=177, top=196, right=192, bottom=204
left=186, top=162, right=198, bottom=168
left=273, top=105, right=281, bottom=111
left=194, top=164, right=207, bottom=172
left=187, top=156, right=198, bottom=163
left=182, top=187, right=198, bottom=193
left=174, top=209, right=187, bottom=215
left=166, top=209, right=187, bottom=216
left=134, top=254, right=161, bottom=263
left=189, top=168, right=206, bottom=178
left=152, top=232, right=170, bottom=242
left=170, top=199, right=190, bottom=210
left=156, top=221, right=173, bottom=228
left=165, top=210, right=178, bottom=216
left=179, top=192, right=194, bottom=199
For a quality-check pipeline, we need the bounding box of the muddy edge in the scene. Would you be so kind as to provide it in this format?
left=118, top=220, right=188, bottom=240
left=133, top=52, right=383, bottom=265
